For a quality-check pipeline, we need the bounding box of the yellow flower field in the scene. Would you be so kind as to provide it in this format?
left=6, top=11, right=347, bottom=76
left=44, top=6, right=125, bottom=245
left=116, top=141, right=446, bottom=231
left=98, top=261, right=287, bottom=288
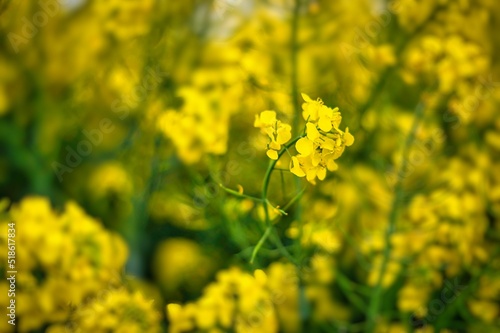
left=0, top=0, right=499, bottom=332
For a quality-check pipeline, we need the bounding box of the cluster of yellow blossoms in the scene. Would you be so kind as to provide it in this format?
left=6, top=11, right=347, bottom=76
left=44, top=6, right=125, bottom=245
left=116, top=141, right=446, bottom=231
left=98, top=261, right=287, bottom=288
left=158, top=88, right=230, bottom=164
left=157, top=66, right=245, bottom=164
left=468, top=275, right=500, bottom=324
left=0, top=197, right=161, bottom=333
left=291, top=94, right=354, bottom=183
left=167, top=264, right=298, bottom=333
left=255, top=94, right=354, bottom=184
left=67, top=288, right=161, bottom=333
left=167, top=256, right=350, bottom=333
left=93, top=0, right=154, bottom=40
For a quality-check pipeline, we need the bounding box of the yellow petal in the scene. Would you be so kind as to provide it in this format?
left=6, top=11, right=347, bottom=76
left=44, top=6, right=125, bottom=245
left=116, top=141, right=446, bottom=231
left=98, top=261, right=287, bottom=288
left=264, top=127, right=274, bottom=139
left=254, top=114, right=261, bottom=128
left=319, top=106, right=333, bottom=119
left=311, top=151, right=321, bottom=166
left=260, top=110, right=276, bottom=125
left=344, top=127, right=355, bottom=146
left=290, top=156, right=306, bottom=177
left=167, top=304, right=183, bottom=320
left=254, top=269, right=267, bottom=285
left=327, top=159, right=338, bottom=171
left=302, top=107, right=310, bottom=121
left=318, top=116, right=332, bottom=132
left=269, top=141, right=281, bottom=150
left=321, top=138, right=335, bottom=150
left=267, top=150, right=278, bottom=160
left=317, top=167, right=327, bottom=180
left=301, top=93, right=313, bottom=102
left=276, top=125, right=292, bottom=144
left=306, top=168, right=317, bottom=182
left=306, top=123, right=320, bottom=141
left=296, top=137, right=313, bottom=156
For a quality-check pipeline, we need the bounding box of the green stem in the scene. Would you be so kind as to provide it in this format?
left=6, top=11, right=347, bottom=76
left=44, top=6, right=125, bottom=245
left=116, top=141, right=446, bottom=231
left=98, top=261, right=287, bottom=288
left=337, top=273, right=369, bottom=312
left=219, top=183, right=263, bottom=202
left=250, top=226, right=273, bottom=264
left=364, top=102, right=426, bottom=333
left=250, top=136, right=302, bottom=264
left=273, top=186, right=306, bottom=220
left=262, top=137, right=302, bottom=198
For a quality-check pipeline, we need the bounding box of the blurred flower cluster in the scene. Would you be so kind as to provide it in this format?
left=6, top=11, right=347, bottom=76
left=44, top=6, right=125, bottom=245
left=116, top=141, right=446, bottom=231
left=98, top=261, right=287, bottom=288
left=0, top=197, right=160, bottom=333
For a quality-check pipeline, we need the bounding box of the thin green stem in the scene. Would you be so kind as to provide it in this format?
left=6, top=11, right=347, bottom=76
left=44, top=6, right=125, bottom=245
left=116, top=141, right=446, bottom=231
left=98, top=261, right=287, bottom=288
left=250, top=226, right=273, bottom=264
left=280, top=169, right=286, bottom=202
left=262, top=137, right=302, bottom=198
left=219, top=183, right=263, bottom=202
left=364, top=102, right=426, bottom=333
left=336, top=223, right=372, bottom=272
left=337, top=273, right=369, bottom=312
left=277, top=186, right=306, bottom=216
left=270, top=226, right=299, bottom=265
left=251, top=136, right=302, bottom=264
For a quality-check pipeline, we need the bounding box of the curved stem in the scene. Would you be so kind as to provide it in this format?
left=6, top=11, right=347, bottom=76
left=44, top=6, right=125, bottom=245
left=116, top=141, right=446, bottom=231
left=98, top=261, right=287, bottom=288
left=250, top=226, right=273, bottom=263
left=262, top=137, right=302, bottom=198
left=250, top=136, right=302, bottom=264
left=364, top=102, right=426, bottom=333
left=219, top=183, right=263, bottom=202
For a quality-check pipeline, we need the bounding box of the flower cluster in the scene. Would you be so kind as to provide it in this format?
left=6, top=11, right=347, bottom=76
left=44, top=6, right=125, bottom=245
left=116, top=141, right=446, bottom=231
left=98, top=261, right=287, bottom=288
left=157, top=65, right=246, bottom=164
left=254, top=110, right=292, bottom=160
left=0, top=197, right=128, bottom=332
left=468, top=275, right=500, bottom=324
left=93, top=0, right=154, bottom=40
left=167, top=263, right=301, bottom=333
left=290, top=94, right=354, bottom=184
left=68, top=288, right=161, bottom=333
left=158, top=89, right=230, bottom=164
left=254, top=95, right=354, bottom=184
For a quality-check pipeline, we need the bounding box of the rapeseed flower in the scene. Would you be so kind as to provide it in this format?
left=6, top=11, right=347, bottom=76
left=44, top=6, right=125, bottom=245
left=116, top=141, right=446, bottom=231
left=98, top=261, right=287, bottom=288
left=290, top=94, right=354, bottom=184
left=254, top=110, right=292, bottom=160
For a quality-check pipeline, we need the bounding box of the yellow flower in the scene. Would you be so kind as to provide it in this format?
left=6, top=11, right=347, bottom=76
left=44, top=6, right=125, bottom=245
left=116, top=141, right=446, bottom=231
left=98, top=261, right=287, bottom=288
left=254, top=110, right=277, bottom=128
left=289, top=94, right=353, bottom=184
left=295, top=137, right=314, bottom=156
left=344, top=127, right=354, bottom=146
left=166, top=263, right=304, bottom=333
left=167, top=266, right=279, bottom=333
left=255, top=110, right=292, bottom=160
left=468, top=300, right=499, bottom=323
left=0, top=197, right=128, bottom=331
left=290, top=156, right=306, bottom=177
left=290, top=154, right=327, bottom=184
left=72, top=289, right=161, bottom=333
left=301, top=93, right=324, bottom=121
